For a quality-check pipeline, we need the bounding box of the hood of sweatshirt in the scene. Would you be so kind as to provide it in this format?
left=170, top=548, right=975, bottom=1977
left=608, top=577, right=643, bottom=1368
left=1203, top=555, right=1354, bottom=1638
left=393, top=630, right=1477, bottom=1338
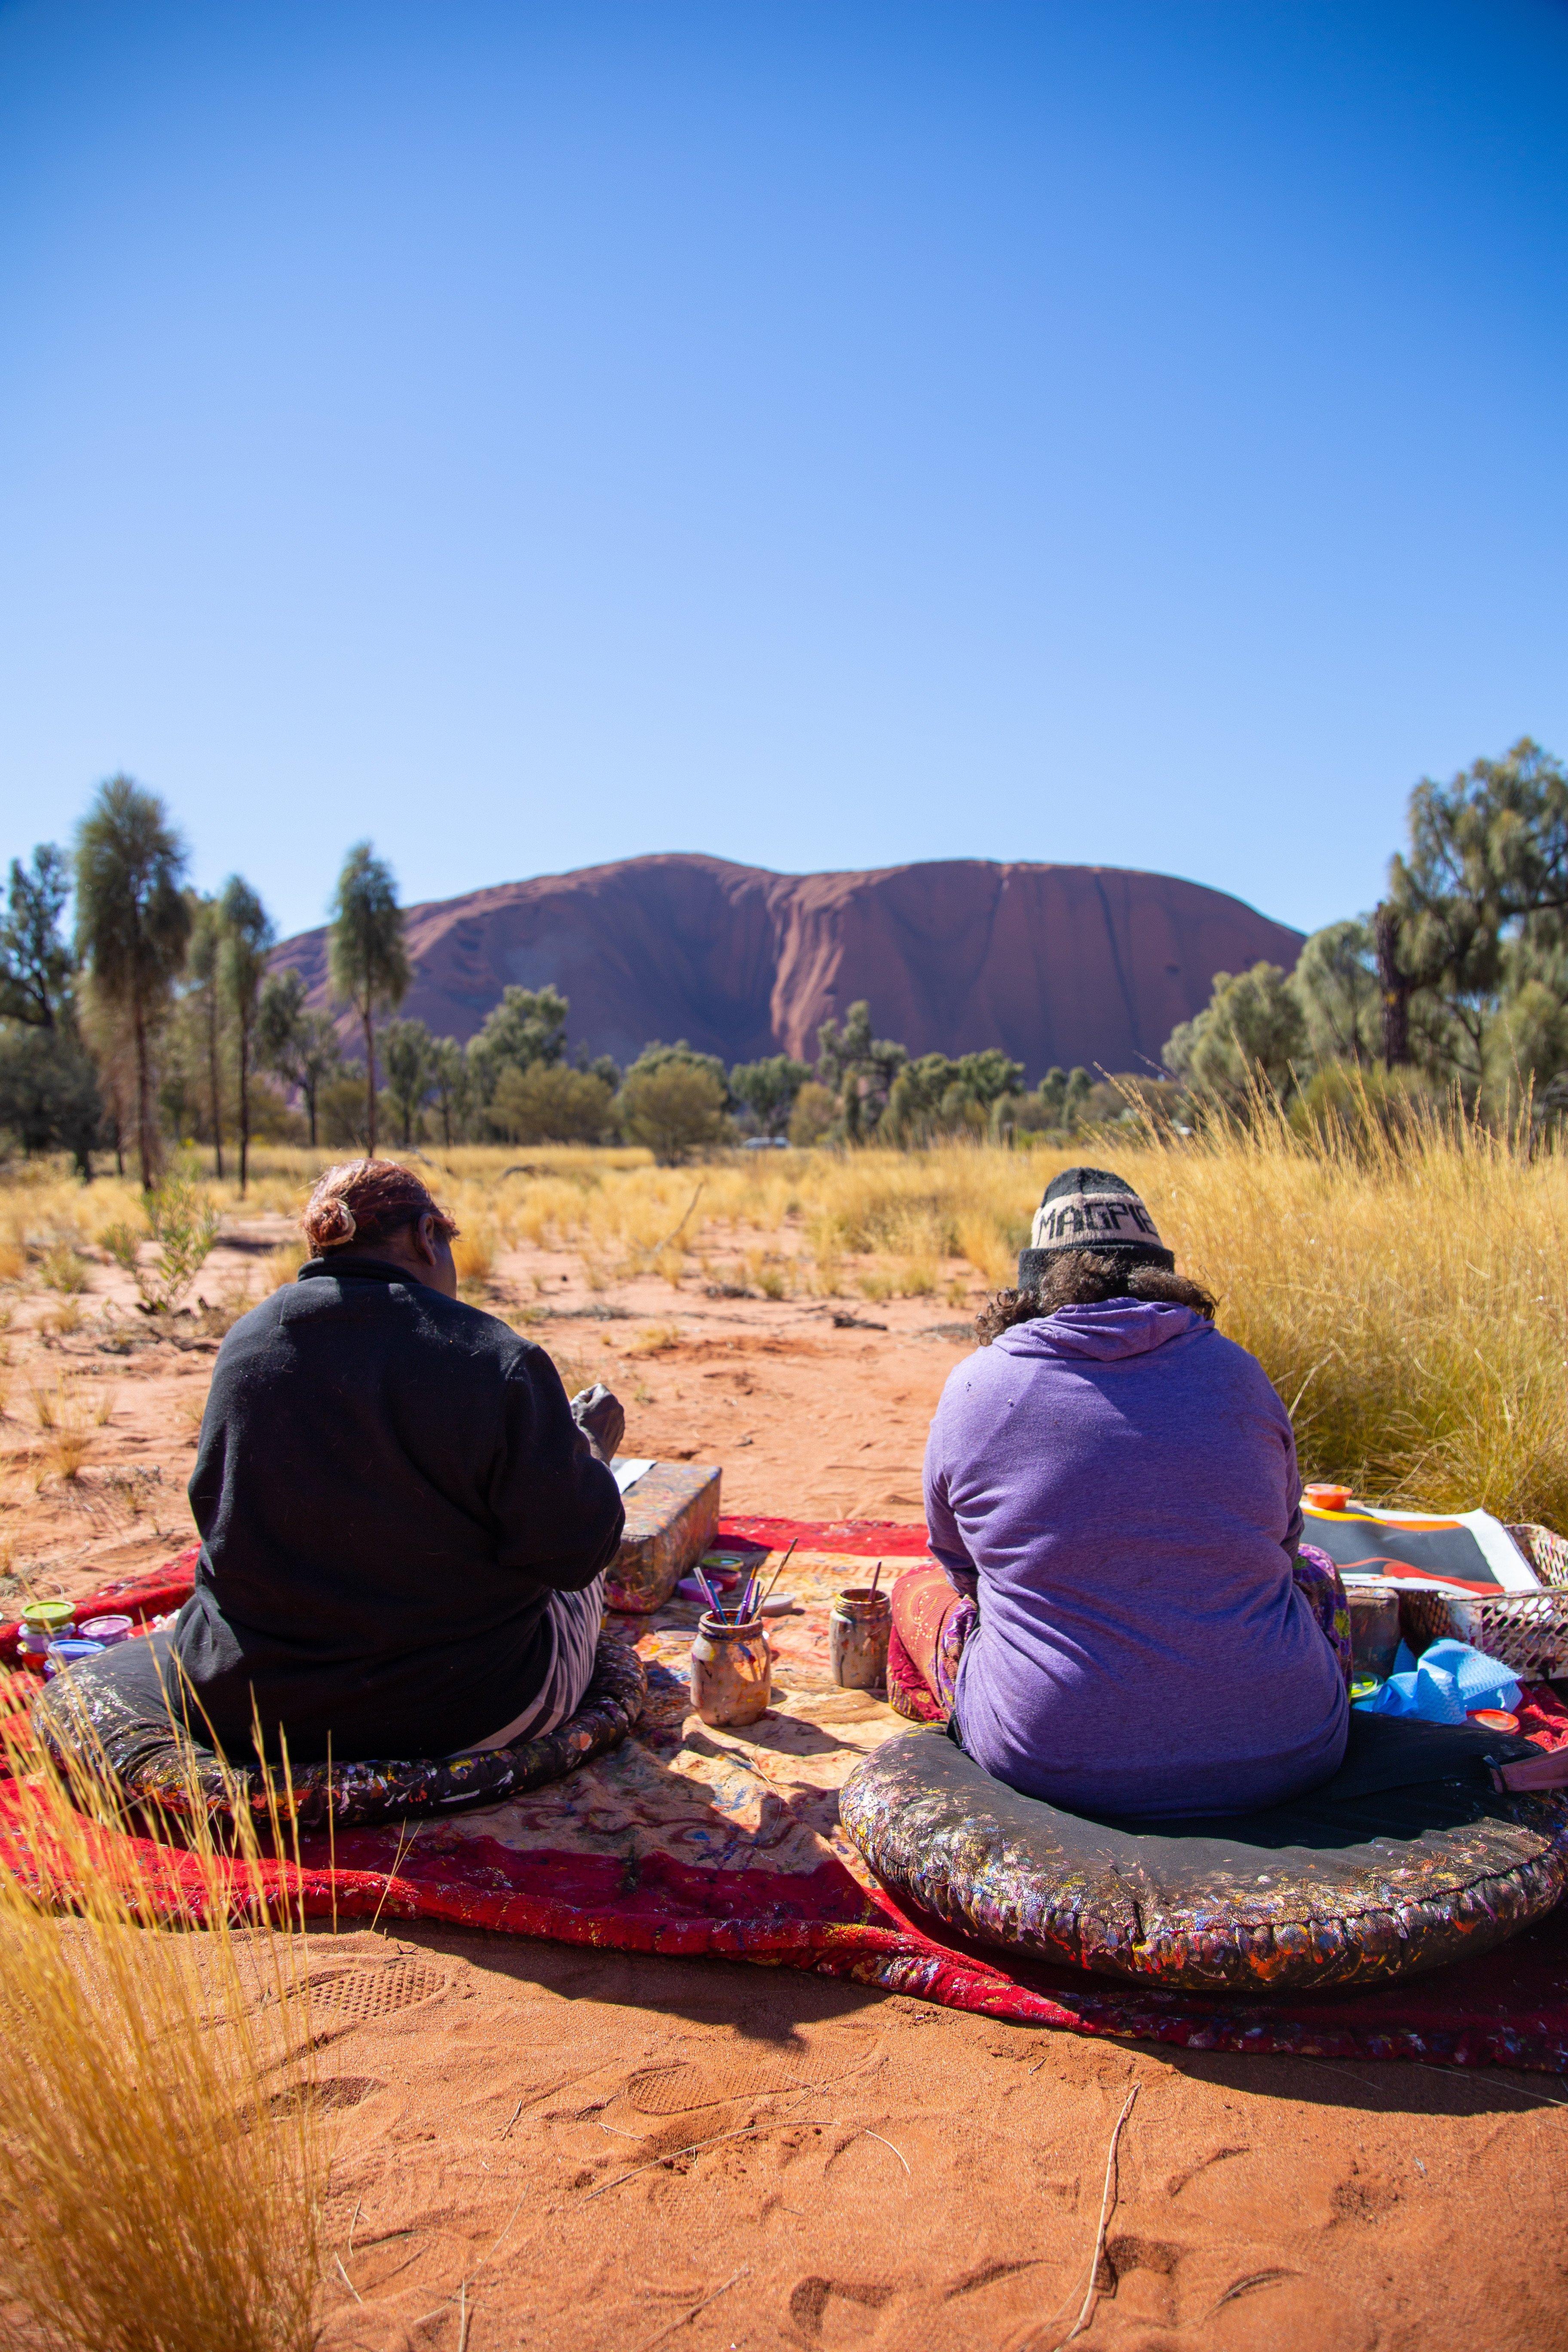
left=994, top=1299, right=1209, bottom=1363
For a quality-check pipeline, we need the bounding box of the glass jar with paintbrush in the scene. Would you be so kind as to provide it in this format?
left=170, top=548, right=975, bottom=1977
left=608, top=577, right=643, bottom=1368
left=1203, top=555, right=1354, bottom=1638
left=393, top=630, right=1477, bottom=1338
left=687, top=1556, right=789, bottom=1727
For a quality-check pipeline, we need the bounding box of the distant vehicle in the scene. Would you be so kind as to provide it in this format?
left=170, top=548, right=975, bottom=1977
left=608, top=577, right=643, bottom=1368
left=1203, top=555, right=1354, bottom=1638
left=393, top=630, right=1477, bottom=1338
left=741, top=1135, right=790, bottom=1150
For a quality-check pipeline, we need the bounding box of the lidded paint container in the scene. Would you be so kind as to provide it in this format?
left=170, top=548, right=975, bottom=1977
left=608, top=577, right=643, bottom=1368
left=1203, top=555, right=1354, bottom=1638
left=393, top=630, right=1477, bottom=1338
left=78, top=1615, right=134, bottom=1647
left=18, top=1599, right=75, bottom=1671
left=689, top=1611, right=772, bottom=1727
left=43, top=1638, right=105, bottom=1680
left=829, top=1587, right=891, bottom=1691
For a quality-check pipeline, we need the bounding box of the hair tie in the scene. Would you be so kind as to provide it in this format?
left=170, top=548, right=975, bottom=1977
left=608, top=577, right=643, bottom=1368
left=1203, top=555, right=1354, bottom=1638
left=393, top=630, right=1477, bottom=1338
left=322, top=1199, right=357, bottom=1246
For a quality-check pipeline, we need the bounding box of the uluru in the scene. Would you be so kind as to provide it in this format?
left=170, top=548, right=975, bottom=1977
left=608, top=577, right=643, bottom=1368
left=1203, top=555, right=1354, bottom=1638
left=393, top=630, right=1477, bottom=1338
left=273, top=854, right=1304, bottom=1078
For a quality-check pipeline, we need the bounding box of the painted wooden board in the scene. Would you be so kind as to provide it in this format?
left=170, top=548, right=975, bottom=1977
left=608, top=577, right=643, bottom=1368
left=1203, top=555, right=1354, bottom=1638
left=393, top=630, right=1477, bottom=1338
left=605, top=1459, right=723, bottom=1613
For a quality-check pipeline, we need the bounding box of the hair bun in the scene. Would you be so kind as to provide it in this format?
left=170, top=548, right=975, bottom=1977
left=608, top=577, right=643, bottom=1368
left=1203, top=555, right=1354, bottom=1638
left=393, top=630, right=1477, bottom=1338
left=300, top=1157, right=457, bottom=1261
left=309, top=1197, right=358, bottom=1250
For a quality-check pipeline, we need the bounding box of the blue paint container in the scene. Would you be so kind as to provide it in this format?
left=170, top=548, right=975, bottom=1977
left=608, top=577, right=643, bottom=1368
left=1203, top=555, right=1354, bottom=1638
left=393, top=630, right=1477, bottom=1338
left=43, top=1638, right=106, bottom=1679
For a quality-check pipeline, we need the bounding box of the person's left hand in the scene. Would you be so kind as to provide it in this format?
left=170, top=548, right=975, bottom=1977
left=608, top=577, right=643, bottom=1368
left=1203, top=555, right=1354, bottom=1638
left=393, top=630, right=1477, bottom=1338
left=570, top=1383, right=626, bottom=1463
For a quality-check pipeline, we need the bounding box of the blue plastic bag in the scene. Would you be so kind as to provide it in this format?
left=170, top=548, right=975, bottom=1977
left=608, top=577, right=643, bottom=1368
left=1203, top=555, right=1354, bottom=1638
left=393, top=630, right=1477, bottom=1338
left=1354, top=1637, right=1521, bottom=1723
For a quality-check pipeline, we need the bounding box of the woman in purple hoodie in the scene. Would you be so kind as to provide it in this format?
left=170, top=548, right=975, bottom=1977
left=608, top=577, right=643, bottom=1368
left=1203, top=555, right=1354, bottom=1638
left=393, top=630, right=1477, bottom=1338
left=890, top=1167, right=1350, bottom=1820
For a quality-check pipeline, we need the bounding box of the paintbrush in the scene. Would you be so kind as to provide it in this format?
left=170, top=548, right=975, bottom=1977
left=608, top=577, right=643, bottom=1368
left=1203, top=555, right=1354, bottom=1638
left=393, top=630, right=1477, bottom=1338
left=696, top=1570, right=724, bottom=1618
left=756, top=1539, right=797, bottom=1615
left=868, top=1559, right=883, bottom=1604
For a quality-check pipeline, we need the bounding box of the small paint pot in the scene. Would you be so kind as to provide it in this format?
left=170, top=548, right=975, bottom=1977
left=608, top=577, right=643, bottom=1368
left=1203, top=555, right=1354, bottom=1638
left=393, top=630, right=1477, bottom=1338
left=1469, top=1708, right=1520, bottom=1733
left=689, top=1612, right=772, bottom=1727
left=829, top=1588, right=891, bottom=1692
left=1303, top=1483, right=1354, bottom=1513
left=78, top=1614, right=133, bottom=1647
left=759, top=1592, right=800, bottom=1617
left=43, top=1638, right=105, bottom=1680
left=22, top=1599, right=75, bottom=1637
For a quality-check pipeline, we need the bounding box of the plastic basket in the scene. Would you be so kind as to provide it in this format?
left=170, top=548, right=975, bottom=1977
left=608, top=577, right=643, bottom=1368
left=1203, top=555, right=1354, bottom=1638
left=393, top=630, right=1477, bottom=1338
left=1398, top=1522, right=1568, bottom=1679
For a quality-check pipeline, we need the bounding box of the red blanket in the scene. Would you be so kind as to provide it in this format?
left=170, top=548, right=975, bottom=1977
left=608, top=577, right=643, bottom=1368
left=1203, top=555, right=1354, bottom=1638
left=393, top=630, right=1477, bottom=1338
left=7, top=1531, right=1568, bottom=2072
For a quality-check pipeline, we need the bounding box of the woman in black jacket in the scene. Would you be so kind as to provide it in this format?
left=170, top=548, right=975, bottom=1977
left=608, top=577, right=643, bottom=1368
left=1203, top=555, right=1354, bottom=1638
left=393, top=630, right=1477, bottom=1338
left=165, top=1158, right=626, bottom=1764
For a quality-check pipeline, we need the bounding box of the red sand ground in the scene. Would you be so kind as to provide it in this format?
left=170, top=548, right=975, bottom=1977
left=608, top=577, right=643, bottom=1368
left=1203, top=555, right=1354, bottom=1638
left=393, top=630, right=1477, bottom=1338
left=7, top=1225, right=1567, bottom=2351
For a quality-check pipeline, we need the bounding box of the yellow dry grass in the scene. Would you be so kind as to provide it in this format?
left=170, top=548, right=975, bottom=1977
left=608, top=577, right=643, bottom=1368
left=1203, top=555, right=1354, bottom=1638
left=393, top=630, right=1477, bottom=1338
left=30, top=1380, right=94, bottom=1481
left=9, top=1114, right=1568, bottom=1524
left=0, top=1718, right=327, bottom=2352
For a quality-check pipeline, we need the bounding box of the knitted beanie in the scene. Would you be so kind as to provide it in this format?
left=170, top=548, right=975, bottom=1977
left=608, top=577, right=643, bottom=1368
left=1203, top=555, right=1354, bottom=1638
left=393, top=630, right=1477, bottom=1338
left=1015, top=1165, right=1174, bottom=1290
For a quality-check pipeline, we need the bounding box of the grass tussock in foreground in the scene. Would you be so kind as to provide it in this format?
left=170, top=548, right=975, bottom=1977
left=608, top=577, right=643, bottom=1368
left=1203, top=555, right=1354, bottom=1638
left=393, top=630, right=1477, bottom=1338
left=0, top=1726, right=326, bottom=2352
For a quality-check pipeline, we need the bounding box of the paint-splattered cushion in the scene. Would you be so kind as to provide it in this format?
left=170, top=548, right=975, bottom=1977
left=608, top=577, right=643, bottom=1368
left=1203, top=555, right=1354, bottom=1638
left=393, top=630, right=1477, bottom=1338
left=839, top=1717, right=1568, bottom=1994
left=34, top=1627, right=646, bottom=1831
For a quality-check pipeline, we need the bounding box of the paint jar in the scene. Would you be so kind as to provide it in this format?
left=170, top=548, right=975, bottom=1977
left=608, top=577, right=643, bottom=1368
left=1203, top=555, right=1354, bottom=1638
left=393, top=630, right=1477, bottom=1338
left=18, top=1599, right=75, bottom=1673
left=78, top=1614, right=134, bottom=1647
left=1347, top=1585, right=1402, bottom=1683
left=43, top=1638, right=105, bottom=1680
left=829, top=1588, right=891, bottom=1692
left=689, top=1611, right=772, bottom=1728
left=1303, top=1483, right=1354, bottom=1513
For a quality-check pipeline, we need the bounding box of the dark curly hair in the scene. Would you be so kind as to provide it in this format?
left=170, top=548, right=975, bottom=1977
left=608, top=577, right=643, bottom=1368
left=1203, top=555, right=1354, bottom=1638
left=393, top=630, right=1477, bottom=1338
left=975, top=1251, right=1216, bottom=1345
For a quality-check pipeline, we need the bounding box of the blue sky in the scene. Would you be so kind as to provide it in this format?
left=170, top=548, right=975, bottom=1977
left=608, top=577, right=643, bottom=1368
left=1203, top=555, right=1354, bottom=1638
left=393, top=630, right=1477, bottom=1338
left=1, top=0, right=1564, bottom=946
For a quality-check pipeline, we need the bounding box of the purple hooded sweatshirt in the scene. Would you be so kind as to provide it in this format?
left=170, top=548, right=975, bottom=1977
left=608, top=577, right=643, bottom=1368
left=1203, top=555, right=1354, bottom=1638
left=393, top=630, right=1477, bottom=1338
left=923, top=1301, right=1348, bottom=1819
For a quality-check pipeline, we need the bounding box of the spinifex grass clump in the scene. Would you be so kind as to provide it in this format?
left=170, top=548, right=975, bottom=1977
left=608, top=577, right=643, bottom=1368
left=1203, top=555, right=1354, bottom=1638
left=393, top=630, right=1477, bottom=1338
left=0, top=1720, right=326, bottom=2352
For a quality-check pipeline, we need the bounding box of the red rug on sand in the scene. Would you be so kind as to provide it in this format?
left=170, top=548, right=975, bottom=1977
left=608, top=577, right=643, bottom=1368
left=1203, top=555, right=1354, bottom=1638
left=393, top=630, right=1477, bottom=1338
left=6, top=1530, right=1568, bottom=2073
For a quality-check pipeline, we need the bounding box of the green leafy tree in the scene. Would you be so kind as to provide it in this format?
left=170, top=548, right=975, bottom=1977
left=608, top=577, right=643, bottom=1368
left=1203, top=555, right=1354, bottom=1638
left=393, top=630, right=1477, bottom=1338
left=0, top=847, right=74, bottom=1030
left=881, top=1049, right=1026, bottom=1144
left=1378, top=740, right=1568, bottom=1093
left=381, top=1017, right=435, bottom=1146
left=74, top=777, right=191, bottom=1191
left=1162, top=965, right=1306, bottom=1107
left=217, top=876, right=273, bottom=1196
left=1292, top=919, right=1380, bottom=1070
left=257, top=968, right=342, bottom=1148
left=428, top=1036, right=473, bottom=1147
left=616, top=1059, right=728, bottom=1164
left=184, top=897, right=227, bottom=1176
left=816, top=1002, right=907, bottom=1142
left=0, top=841, right=102, bottom=1174
left=466, top=984, right=569, bottom=1112
left=622, top=1038, right=727, bottom=1090
left=318, top=1067, right=374, bottom=1150
left=787, top=1081, right=838, bottom=1147
left=328, top=843, right=410, bottom=1158
left=0, top=1029, right=102, bottom=1176
left=728, top=1054, right=811, bottom=1138
left=493, top=1061, right=614, bottom=1143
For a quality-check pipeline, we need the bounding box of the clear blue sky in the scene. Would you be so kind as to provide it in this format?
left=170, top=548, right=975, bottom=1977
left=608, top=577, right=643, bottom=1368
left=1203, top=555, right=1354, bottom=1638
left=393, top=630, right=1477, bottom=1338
left=2, top=0, right=1564, bottom=946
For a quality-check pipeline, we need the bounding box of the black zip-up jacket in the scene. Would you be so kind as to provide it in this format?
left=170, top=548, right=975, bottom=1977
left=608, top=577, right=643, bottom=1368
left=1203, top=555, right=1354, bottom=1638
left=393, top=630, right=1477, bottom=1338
left=176, top=1257, right=625, bottom=1763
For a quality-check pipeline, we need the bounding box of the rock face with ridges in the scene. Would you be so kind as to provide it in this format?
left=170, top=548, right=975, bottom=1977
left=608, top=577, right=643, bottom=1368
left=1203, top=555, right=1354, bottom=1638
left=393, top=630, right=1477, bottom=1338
left=272, top=853, right=1303, bottom=1078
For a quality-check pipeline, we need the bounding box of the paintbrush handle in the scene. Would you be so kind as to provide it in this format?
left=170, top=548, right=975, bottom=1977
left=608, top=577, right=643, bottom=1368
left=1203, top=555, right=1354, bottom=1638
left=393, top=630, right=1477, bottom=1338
left=757, top=1538, right=797, bottom=1613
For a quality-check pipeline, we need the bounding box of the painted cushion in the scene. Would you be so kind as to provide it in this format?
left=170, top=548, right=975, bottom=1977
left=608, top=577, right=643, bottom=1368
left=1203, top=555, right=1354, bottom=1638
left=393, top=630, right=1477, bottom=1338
left=34, top=1628, right=646, bottom=1831
left=839, top=1716, right=1568, bottom=1994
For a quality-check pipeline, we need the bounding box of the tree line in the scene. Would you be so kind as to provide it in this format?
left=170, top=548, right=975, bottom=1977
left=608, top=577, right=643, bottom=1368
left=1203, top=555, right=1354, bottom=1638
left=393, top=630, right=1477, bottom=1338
left=8, top=741, right=1560, bottom=1183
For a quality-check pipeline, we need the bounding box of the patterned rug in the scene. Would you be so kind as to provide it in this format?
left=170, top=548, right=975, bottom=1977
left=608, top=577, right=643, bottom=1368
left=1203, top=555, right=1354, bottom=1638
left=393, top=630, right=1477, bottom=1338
left=5, top=1527, right=1568, bottom=2071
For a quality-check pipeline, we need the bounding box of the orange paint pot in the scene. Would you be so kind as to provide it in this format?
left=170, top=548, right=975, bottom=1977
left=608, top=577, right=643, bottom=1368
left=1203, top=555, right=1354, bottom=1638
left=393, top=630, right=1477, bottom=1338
left=1469, top=1708, right=1519, bottom=1733
left=1303, top=1483, right=1354, bottom=1513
